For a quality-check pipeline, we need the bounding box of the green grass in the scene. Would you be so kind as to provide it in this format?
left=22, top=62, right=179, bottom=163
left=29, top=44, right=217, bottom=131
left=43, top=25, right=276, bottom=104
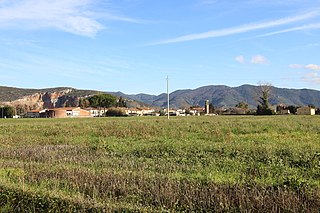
left=0, top=116, right=320, bottom=212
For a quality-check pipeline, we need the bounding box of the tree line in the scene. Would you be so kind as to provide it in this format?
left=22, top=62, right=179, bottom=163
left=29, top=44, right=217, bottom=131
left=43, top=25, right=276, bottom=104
left=0, top=106, right=15, bottom=118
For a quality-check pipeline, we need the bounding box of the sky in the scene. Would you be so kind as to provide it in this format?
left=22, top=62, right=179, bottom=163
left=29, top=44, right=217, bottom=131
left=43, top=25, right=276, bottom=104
left=0, top=0, right=320, bottom=95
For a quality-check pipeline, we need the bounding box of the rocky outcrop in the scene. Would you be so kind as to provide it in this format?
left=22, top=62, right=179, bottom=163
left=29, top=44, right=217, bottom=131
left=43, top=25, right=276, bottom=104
left=2, top=90, right=79, bottom=111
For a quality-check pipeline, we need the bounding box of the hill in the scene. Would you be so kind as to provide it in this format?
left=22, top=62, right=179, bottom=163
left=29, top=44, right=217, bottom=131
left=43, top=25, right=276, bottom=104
left=0, top=86, right=147, bottom=110
left=1, top=84, right=320, bottom=109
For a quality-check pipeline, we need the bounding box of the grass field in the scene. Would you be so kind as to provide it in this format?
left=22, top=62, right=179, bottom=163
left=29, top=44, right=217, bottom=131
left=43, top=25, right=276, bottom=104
left=0, top=116, right=320, bottom=212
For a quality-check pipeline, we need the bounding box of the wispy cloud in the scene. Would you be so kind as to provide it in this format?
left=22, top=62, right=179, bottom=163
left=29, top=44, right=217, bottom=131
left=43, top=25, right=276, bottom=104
left=302, top=72, right=320, bottom=84
left=152, top=10, right=320, bottom=45
left=0, top=0, right=141, bottom=37
left=257, top=23, right=320, bottom=38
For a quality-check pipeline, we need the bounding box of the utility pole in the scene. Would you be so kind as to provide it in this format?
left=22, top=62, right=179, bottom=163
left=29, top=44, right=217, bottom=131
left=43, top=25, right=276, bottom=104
left=167, top=76, right=170, bottom=120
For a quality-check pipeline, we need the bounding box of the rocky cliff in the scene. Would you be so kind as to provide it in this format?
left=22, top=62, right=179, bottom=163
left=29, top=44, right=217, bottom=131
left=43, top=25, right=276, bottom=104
left=2, top=89, right=79, bottom=111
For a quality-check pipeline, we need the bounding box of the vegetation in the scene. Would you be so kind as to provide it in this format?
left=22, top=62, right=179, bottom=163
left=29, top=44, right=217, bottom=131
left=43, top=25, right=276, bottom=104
left=87, top=94, right=117, bottom=109
left=116, top=96, right=127, bottom=108
left=235, top=102, right=248, bottom=109
left=105, top=107, right=127, bottom=117
left=256, top=84, right=274, bottom=115
left=0, top=106, right=15, bottom=118
left=0, top=116, right=320, bottom=212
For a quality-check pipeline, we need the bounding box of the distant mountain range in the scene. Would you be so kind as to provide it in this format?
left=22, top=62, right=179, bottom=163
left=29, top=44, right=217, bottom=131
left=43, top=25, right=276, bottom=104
left=112, top=84, right=320, bottom=108
left=1, top=84, right=320, bottom=109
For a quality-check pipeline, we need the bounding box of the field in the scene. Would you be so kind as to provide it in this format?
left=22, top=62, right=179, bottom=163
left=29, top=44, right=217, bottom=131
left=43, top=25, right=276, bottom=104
left=0, top=116, right=320, bottom=212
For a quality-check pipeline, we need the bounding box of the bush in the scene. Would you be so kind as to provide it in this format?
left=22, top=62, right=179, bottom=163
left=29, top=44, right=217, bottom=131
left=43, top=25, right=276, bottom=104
left=105, top=108, right=127, bottom=117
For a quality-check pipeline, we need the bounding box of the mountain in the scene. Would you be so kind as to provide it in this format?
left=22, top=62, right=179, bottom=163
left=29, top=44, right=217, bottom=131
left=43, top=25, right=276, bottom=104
left=120, top=85, right=320, bottom=109
left=1, top=84, right=320, bottom=110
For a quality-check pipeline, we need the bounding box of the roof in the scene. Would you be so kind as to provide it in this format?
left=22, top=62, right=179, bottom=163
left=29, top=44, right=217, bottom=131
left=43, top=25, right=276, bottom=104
left=28, top=110, right=40, bottom=113
left=48, top=107, right=80, bottom=111
left=190, top=107, right=205, bottom=111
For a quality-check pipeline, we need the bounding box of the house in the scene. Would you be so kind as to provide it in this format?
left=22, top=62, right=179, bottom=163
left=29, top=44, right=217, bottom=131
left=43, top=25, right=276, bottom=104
left=139, top=107, right=155, bottom=115
left=84, top=108, right=106, bottom=117
left=127, top=108, right=143, bottom=116
left=126, top=107, right=156, bottom=116
left=297, top=107, right=316, bottom=115
left=176, top=109, right=186, bottom=116
left=164, top=109, right=178, bottom=116
left=278, top=109, right=290, bottom=115
left=43, top=107, right=91, bottom=118
left=189, top=107, right=205, bottom=116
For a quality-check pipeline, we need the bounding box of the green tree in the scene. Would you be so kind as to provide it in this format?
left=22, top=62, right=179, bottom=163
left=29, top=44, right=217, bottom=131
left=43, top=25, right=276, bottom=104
left=88, top=94, right=117, bottom=116
left=0, top=106, right=15, bottom=118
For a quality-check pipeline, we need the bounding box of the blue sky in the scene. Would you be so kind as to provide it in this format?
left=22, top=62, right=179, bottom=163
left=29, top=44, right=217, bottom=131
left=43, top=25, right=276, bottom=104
left=1, top=0, right=320, bottom=94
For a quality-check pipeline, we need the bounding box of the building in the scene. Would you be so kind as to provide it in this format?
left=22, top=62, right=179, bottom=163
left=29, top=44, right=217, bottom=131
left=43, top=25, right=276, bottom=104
left=139, top=107, right=155, bottom=115
left=189, top=107, right=205, bottom=116
left=127, top=108, right=143, bottom=116
left=26, top=109, right=40, bottom=118
left=126, top=107, right=156, bottom=116
left=297, top=107, right=316, bottom=115
left=43, top=107, right=91, bottom=118
left=26, top=109, right=48, bottom=118
left=84, top=108, right=106, bottom=117
left=278, top=109, right=290, bottom=115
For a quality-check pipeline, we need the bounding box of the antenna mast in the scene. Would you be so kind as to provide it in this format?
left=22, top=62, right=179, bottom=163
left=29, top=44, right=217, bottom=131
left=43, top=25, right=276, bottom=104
left=167, top=76, right=169, bottom=120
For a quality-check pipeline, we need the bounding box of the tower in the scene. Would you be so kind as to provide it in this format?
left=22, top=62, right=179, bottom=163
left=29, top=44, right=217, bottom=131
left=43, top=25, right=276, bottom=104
left=205, top=100, right=209, bottom=114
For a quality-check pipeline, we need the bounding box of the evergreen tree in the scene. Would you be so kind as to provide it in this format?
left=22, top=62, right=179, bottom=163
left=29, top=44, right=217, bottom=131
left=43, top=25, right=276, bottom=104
left=209, top=103, right=215, bottom=113
left=88, top=94, right=117, bottom=116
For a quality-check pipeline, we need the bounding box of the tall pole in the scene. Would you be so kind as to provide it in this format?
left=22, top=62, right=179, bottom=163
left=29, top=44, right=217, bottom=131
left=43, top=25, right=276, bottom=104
left=167, top=76, right=169, bottom=120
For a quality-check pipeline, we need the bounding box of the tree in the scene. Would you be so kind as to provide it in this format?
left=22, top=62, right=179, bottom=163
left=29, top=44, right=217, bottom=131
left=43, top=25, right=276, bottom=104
left=100, top=94, right=117, bottom=109
left=88, top=94, right=117, bottom=108
left=117, top=96, right=127, bottom=107
left=208, top=103, right=215, bottom=113
left=235, top=102, right=248, bottom=109
left=286, top=105, right=299, bottom=114
left=88, top=94, right=117, bottom=116
left=79, top=98, right=90, bottom=108
left=256, top=84, right=273, bottom=115
left=0, top=106, right=15, bottom=118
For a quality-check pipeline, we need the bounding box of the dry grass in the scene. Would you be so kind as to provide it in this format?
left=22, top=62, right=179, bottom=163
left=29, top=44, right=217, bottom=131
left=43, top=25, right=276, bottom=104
left=0, top=116, right=320, bottom=212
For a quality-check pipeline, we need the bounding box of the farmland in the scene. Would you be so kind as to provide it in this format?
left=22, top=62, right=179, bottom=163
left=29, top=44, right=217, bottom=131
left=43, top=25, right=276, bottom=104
left=0, top=116, right=320, bottom=212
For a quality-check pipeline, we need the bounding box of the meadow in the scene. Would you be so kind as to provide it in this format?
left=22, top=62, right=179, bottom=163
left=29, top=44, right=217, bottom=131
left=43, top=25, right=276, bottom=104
left=0, top=116, right=320, bottom=212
